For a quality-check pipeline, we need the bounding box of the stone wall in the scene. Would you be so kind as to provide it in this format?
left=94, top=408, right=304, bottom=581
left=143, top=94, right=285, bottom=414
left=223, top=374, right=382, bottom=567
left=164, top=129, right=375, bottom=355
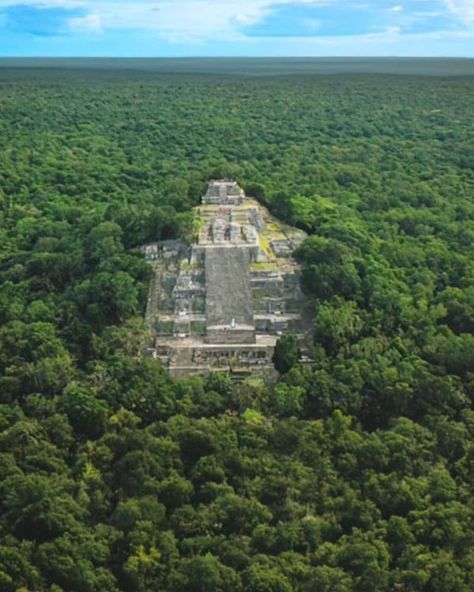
left=206, top=326, right=256, bottom=344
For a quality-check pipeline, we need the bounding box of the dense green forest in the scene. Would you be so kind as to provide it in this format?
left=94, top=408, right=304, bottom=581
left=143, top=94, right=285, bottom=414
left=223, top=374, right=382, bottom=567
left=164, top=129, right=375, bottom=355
left=0, top=65, right=473, bottom=591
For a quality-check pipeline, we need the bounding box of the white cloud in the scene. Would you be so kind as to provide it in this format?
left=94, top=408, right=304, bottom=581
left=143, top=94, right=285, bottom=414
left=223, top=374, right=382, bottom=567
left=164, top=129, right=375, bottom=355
left=234, top=12, right=262, bottom=26
left=445, top=0, right=474, bottom=25
left=0, top=0, right=339, bottom=41
left=90, top=1, right=335, bottom=41
left=388, top=5, right=404, bottom=13
left=69, top=12, right=102, bottom=33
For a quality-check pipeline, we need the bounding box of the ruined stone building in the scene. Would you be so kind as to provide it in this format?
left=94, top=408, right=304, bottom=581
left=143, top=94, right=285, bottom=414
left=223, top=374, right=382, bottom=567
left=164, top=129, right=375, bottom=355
left=144, top=180, right=308, bottom=378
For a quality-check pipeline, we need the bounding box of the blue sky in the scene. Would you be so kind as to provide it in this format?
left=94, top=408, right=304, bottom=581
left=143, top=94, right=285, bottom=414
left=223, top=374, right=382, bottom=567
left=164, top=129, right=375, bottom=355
left=0, top=1, right=473, bottom=56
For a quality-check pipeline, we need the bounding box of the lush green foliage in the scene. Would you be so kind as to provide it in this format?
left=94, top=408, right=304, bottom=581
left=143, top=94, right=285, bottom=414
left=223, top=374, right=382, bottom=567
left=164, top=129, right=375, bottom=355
left=272, top=334, right=300, bottom=375
left=0, top=66, right=473, bottom=591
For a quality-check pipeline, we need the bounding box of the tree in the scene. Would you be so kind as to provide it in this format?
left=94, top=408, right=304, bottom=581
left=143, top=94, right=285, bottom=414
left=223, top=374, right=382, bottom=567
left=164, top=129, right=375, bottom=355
left=59, top=383, right=108, bottom=439
left=112, top=496, right=166, bottom=532
left=270, top=383, right=305, bottom=416
left=272, top=334, right=299, bottom=374
left=313, top=298, right=363, bottom=354
left=0, top=473, right=85, bottom=541
left=243, top=563, right=292, bottom=592
left=175, top=554, right=242, bottom=592
left=310, top=566, right=353, bottom=592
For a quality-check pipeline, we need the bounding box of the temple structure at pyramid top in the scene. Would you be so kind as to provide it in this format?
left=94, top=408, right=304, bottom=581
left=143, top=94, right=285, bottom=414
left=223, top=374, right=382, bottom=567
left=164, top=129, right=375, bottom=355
left=143, top=180, right=309, bottom=379
left=202, top=179, right=245, bottom=205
